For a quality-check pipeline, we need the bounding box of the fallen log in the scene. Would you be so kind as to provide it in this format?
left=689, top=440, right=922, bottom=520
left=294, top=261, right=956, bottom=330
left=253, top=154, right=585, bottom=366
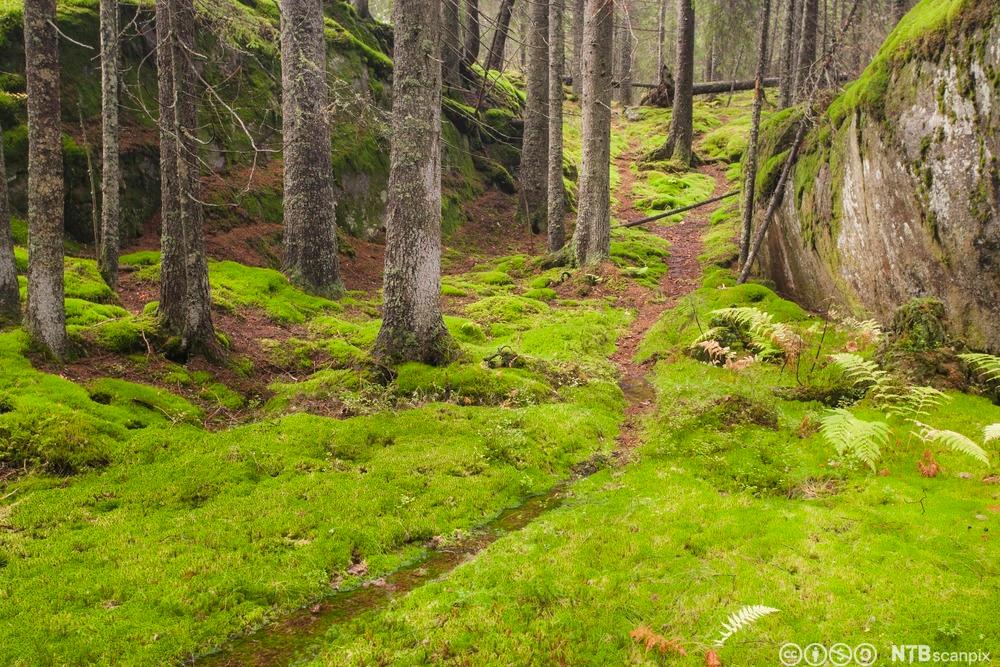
left=614, top=191, right=739, bottom=230
left=620, top=77, right=779, bottom=94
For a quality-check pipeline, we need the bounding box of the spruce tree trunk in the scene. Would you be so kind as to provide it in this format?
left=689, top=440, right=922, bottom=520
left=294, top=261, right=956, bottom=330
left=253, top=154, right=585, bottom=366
left=156, top=0, right=186, bottom=333
left=571, top=0, right=584, bottom=96
left=573, top=0, right=613, bottom=266
left=170, top=0, right=214, bottom=353
left=779, top=0, right=798, bottom=107
left=518, top=0, right=549, bottom=234
left=656, top=0, right=668, bottom=81
left=374, top=0, right=454, bottom=365
left=353, top=0, right=370, bottom=19
left=667, top=0, right=694, bottom=165
left=280, top=0, right=341, bottom=295
left=24, top=0, right=68, bottom=358
left=793, top=0, right=818, bottom=99
left=0, top=123, right=19, bottom=321
left=616, top=0, right=633, bottom=106
left=98, top=0, right=120, bottom=290
left=738, top=0, right=772, bottom=268
left=463, top=0, right=481, bottom=68
left=442, top=0, right=463, bottom=88
left=547, top=0, right=565, bottom=252
left=484, top=0, right=514, bottom=72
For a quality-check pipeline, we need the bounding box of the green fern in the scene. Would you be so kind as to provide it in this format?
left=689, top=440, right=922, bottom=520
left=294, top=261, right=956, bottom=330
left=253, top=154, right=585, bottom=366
left=886, top=385, right=949, bottom=424
left=819, top=409, right=891, bottom=471
left=915, top=423, right=991, bottom=467
left=959, top=353, right=1000, bottom=386
left=985, top=424, right=1000, bottom=444
left=829, top=353, right=905, bottom=406
left=714, top=605, right=780, bottom=647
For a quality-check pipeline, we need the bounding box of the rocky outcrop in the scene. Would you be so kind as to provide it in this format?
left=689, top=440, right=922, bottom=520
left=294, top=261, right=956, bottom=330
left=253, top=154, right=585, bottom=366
left=757, top=0, right=999, bottom=351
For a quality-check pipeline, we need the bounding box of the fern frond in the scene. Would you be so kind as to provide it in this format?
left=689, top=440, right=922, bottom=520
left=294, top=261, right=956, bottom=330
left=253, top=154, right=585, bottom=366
left=886, top=386, right=949, bottom=423
left=959, top=353, right=1000, bottom=385
left=842, top=317, right=883, bottom=345
left=693, top=326, right=729, bottom=346
left=714, top=605, right=780, bottom=647
left=819, top=409, right=890, bottom=470
left=711, top=307, right=774, bottom=335
left=829, top=353, right=905, bottom=406
left=916, top=424, right=990, bottom=467
left=985, top=424, right=1000, bottom=444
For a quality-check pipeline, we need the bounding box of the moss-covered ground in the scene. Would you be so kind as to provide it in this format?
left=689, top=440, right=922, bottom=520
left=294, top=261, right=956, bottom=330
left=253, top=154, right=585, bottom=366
left=293, top=99, right=1000, bottom=666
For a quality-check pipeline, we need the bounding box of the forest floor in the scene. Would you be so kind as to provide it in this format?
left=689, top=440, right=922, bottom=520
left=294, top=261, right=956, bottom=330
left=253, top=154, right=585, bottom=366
left=1, top=97, right=999, bottom=666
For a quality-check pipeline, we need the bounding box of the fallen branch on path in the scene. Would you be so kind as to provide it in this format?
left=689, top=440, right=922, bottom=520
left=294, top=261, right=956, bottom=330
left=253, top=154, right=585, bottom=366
left=614, top=191, right=738, bottom=229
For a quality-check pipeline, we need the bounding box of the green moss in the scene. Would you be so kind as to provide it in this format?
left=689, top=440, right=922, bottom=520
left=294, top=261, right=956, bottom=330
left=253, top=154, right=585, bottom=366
left=209, top=261, right=342, bottom=323
left=522, top=287, right=557, bottom=302
left=87, top=378, right=202, bottom=425
left=632, top=170, right=716, bottom=218
left=609, top=227, right=671, bottom=288
left=393, top=362, right=554, bottom=406
left=64, top=258, right=113, bottom=303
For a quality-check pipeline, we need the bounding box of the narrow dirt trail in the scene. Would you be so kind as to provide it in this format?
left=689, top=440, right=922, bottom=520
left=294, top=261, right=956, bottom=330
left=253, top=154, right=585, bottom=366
left=609, top=135, right=729, bottom=456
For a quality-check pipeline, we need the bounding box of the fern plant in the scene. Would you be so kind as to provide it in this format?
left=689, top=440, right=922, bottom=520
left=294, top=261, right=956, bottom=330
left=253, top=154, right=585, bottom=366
left=714, top=605, right=780, bottom=647
left=819, top=409, right=891, bottom=471
left=829, top=353, right=906, bottom=406
left=915, top=423, right=991, bottom=467
left=960, top=353, right=1000, bottom=386
left=886, top=385, right=949, bottom=425
left=985, top=424, right=1000, bottom=444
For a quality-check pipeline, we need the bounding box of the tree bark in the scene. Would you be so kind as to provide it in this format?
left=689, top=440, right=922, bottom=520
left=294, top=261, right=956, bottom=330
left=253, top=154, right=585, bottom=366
left=170, top=0, right=214, bottom=353
left=0, top=123, right=19, bottom=322
left=442, top=0, right=463, bottom=88
left=616, top=0, right=633, bottom=106
left=518, top=0, right=549, bottom=234
left=463, top=0, right=481, bottom=68
left=655, top=0, right=668, bottom=81
left=280, top=0, right=341, bottom=295
left=374, top=0, right=454, bottom=365
left=893, top=0, right=907, bottom=22
left=779, top=0, right=798, bottom=107
left=571, top=0, right=584, bottom=96
left=573, top=0, right=614, bottom=266
left=98, top=0, right=121, bottom=290
left=793, top=0, right=818, bottom=99
left=157, top=0, right=185, bottom=333
left=738, top=0, right=772, bottom=268
left=24, top=0, right=68, bottom=358
left=484, top=0, right=514, bottom=72
left=666, top=0, right=694, bottom=165
left=353, top=0, right=370, bottom=19
left=547, top=0, right=565, bottom=252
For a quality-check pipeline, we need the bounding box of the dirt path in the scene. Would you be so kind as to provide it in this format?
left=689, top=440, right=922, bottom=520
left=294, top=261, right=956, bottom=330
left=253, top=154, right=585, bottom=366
left=609, top=138, right=729, bottom=457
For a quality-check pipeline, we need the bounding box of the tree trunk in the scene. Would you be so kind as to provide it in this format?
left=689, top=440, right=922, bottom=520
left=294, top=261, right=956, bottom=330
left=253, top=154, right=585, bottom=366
left=616, top=0, right=633, bottom=106
left=442, top=0, right=463, bottom=88
left=374, top=0, right=454, bottom=365
left=779, top=0, right=798, bottom=107
left=518, top=0, right=549, bottom=234
left=571, top=0, right=584, bottom=96
left=170, top=0, right=214, bottom=354
left=463, top=0, right=481, bottom=68
left=353, top=0, right=370, bottom=19
left=656, top=0, right=668, bottom=81
left=547, top=0, right=566, bottom=252
left=484, top=0, right=514, bottom=72
left=157, top=0, right=185, bottom=333
left=0, top=123, right=19, bottom=322
left=573, top=0, right=614, bottom=266
left=280, top=0, right=341, bottom=295
left=704, top=28, right=716, bottom=81
left=98, top=0, right=120, bottom=290
left=24, top=0, right=67, bottom=359
left=666, top=0, right=694, bottom=165
left=738, top=0, right=772, bottom=268
left=793, top=0, right=818, bottom=99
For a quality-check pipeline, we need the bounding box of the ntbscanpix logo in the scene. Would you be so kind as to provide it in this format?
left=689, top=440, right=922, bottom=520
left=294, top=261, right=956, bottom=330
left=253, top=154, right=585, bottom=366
left=890, top=644, right=991, bottom=663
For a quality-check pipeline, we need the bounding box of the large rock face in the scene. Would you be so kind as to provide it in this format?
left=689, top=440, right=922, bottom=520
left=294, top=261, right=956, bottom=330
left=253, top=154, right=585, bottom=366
left=758, top=1, right=999, bottom=351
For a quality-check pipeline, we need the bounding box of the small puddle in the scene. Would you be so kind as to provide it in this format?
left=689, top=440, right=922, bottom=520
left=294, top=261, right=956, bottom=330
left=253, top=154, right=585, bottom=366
left=192, top=486, right=570, bottom=666
left=618, top=375, right=656, bottom=405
